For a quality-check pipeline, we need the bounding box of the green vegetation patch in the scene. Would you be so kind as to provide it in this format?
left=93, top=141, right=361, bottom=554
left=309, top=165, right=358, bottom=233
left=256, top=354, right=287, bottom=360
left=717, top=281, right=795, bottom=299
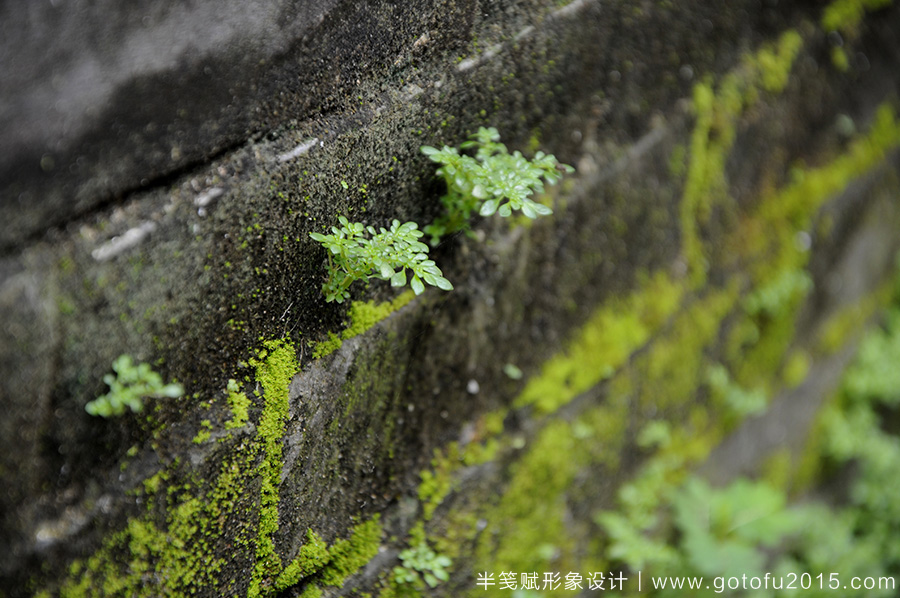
left=822, top=0, right=894, bottom=34
left=248, top=339, right=300, bottom=596
left=312, top=291, right=415, bottom=358
left=310, top=218, right=452, bottom=303
left=85, top=354, right=183, bottom=417
left=226, top=378, right=251, bottom=430
left=514, top=271, right=684, bottom=415
left=597, top=274, right=900, bottom=596
left=421, top=126, right=573, bottom=244
left=681, top=29, right=803, bottom=286
left=277, top=516, right=383, bottom=595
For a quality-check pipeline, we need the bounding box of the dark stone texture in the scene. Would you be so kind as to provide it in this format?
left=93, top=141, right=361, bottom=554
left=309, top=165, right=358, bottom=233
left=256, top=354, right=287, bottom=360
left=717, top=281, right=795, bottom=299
left=1, top=0, right=900, bottom=595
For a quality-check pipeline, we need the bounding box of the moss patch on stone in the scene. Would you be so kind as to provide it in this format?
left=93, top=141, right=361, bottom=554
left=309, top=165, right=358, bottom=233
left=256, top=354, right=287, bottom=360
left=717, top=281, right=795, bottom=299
left=225, top=378, right=251, bottom=430
left=248, top=339, right=299, bottom=597
left=514, top=271, right=684, bottom=415
left=681, top=29, right=803, bottom=286
left=273, top=517, right=382, bottom=592
left=312, top=291, right=416, bottom=359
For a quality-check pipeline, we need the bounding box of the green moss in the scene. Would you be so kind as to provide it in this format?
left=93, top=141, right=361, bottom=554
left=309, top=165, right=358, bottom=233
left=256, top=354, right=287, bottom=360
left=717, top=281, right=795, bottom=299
left=681, top=29, right=804, bottom=286
left=640, top=287, right=738, bottom=411
left=225, top=378, right=251, bottom=429
left=320, top=516, right=383, bottom=586
left=275, top=530, right=332, bottom=590
left=831, top=46, right=851, bottom=72
left=755, top=30, right=803, bottom=93
left=58, top=487, right=228, bottom=598
left=759, top=448, right=795, bottom=492
left=821, top=0, right=893, bottom=34
left=299, top=585, right=323, bottom=598
left=272, top=517, right=383, bottom=594
left=782, top=349, right=812, bottom=388
left=515, top=271, right=684, bottom=415
left=756, top=104, right=900, bottom=272
left=248, top=339, right=300, bottom=596
left=313, top=291, right=416, bottom=358
left=477, top=418, right=581, bottom=578
left=52, top=336, right=301, bottom=598
left=142, top=470, right=167, bottom=495
left=467, top=281, right=741, bottom=597
left=418, top=446, right=459, bottom=521
left=192, top=419, right=213, bottom=444
left=816, top=285, right=891, bottom=354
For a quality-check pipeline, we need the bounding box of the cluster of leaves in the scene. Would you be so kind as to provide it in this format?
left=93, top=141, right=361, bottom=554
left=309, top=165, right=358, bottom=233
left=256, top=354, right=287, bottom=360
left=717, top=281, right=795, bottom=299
left=601, top=470, right=897, bottom=597
left=599, top=298, right=900, bottom=596
left=820, top=306, right=900, bottom=567
left=706, top=363, right=768, bottom=418
left=309, top=216, right=452, bottom=303
left=393, top=541, right=452, bottom=589
left=420, top=127, right=574, bottom=244
left=85, top=354, right=183, bottom=417
left=309, top=128, right=572, bottom=301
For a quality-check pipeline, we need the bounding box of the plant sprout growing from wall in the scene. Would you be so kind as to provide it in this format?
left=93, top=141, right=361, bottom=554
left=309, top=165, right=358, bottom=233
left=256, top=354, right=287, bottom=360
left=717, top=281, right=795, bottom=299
left=310, top=216, right=453, bottom=303
left=421, top=126, right=574, bottom=244
left=85, top=354, right=183, bottom=417
left=393, top=541, right=452, bottom=588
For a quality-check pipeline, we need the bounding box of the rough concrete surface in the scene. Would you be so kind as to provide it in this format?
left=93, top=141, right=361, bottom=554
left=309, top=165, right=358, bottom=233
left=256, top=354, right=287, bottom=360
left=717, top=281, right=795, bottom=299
left=1, top=0, right=900, bottom=596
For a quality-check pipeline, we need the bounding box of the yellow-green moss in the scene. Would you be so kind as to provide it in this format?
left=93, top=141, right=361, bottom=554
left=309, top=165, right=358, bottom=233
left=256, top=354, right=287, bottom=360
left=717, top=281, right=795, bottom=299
left=313, top=291, right=416, bottom=359
left=681, top=29, right=804, bottom=286
left=759, top=103, right=900, bottom=266
left=275, top=530, right=332, bottom=590
left=514, top=271, right=684, bottom=415
left=248, top=339, right=300, bottom=596
left=831, top=46, right=851, bottom=72
left=53, top=336, right=304, bottom=598
left=58, top=489, right=228, bottom=598
left=299, top=586, right=323, bottom=598
left=418, top=446, right=461, bottom=522
left=781, top=349, right=812, bottom=388
left=756, top=30, right=804, bottom=93
left=816, top=284, right=892, bottom=354
left=821, top=0, right=893, bottom=34
left=192, top=419, right=213, bottom=444
left=319, top=516, right=383, bottom=586
left=226, top=378, right=251, bottom=429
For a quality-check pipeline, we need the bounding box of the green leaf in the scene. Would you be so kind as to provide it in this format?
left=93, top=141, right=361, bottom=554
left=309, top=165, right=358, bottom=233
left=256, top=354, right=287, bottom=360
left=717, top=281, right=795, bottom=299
left=411, top=275, right=425, bottom=295
left=159, top=383, right=185, bottom=398
left=378, top=261, right=395, bottom=279
left=434, top=276, right=453, bottom=291
left=391, top=270, right=407, bottom=287
left=479, top=199, right=498, bottom=216
left=532, top=202, right=553, bottom=216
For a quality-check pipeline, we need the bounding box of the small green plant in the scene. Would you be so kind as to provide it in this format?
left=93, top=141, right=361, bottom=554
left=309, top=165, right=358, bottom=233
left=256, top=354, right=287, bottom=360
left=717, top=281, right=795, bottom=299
left=85, top=354, right=183, bottom=417
left=393, top=541, right=452, bottom=588
left=421, top=127, right=574, bottom=244
left=309, top=217, right=453, bottom=303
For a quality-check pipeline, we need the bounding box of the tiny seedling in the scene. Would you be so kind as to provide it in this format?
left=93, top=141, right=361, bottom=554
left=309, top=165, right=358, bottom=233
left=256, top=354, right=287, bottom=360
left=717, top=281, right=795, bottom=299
left=85, top=354, right=183, bottom=417
left=421, top=127, right=574, bottom=244
left=393, top=541, right=452, bottom=588
left=310, top=216, right=453, bottom=303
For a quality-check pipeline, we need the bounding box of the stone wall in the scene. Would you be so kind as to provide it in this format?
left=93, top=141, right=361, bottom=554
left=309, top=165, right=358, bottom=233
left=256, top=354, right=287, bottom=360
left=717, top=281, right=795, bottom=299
left=1, top=0, right=899, bottom=596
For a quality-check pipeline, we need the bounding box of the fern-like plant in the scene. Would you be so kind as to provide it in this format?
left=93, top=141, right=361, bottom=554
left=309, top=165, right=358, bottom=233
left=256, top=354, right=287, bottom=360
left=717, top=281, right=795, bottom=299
left=310, top=216, right=453, bottom=303
left=393, top=541, right=452, bottom=588
left=421, top=127, right=574, bottom=244
left=85, top=354, right=183, bottom=417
